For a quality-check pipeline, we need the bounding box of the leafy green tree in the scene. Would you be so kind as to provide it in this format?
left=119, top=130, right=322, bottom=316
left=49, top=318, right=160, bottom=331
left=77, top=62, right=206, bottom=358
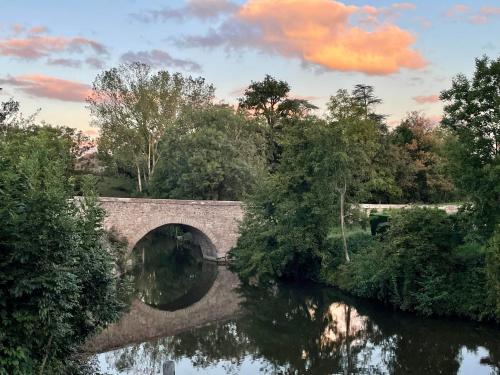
left=238, top=74, right=317, bottom=169
left=230, top=116, right=348, bottom=284
left=0, top=89, right=19, bottom=133
left=150, top=105, right=266, bottom=200
left=441, top=56, right=500, bottom=238
left=87, top=62, right=215, bottom=192
left=327, top=88, right=381, bottom=260
left=390, top=112, right=455, bottom=203
left=0, top=126, right=124, bottom=374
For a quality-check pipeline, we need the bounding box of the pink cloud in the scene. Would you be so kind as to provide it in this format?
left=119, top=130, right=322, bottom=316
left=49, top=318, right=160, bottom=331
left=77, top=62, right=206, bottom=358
left=179, top=0, right=426, bottom=76
left=0, top=74, right=91, bottom=102
left=413, top=95, right=440, bottom=104
left=0, top=34, right=107, bottom=60
left=28, top=26, right=49, bottom=34
left=444, top=4, right=469, bottom=18
left=444, top=4, right=500, bottom=24
left=11, top=24, right=25, bottom=35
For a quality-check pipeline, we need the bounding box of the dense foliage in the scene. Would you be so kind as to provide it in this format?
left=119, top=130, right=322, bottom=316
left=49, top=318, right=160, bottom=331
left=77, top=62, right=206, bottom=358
left=150, top=105, right=266, bottom=200
left=441, top=56, right=500, bottom=238
left=230, top=57, right=499, bottom=322
left=87, top=62, right=215, bottom=193
left=333, top=209, right=496, bottom=321
left=230, top=117, right=341, bottom=284
left=0, top=125, right=124, bottom=374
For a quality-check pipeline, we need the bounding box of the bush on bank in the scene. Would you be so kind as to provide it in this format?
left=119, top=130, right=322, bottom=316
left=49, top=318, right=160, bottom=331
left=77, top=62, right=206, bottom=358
left=0, top=127, right=125, bottom=374
left=331, top=208, right=498, bottom=322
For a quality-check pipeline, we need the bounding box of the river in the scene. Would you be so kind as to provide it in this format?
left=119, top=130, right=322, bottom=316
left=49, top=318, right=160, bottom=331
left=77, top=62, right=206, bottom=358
left=86, top=225, right=500, bottom=375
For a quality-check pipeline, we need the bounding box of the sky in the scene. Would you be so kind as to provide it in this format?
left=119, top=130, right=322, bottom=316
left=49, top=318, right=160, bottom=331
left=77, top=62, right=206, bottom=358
left=1, top=0, right=499, bottom=134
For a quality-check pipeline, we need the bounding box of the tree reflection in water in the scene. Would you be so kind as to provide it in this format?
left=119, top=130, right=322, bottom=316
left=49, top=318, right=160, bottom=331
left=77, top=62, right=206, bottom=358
left=96, top=281, right=500, bottom=374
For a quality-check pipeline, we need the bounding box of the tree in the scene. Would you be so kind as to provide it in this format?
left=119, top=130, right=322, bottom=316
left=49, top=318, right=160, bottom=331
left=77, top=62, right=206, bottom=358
left=0, top=88, right=20, bottom=134
left=327, top=88, right=381, bottom=261
left=352, top=84, right=384, bottom=123
left=440, top=56, right=500, bottom=238
left=150, top=105, right=266, bottom=200
left=0, top=126, right=124, bottom=374
left=390, top=112, right=455, bottom=203
left=238, top=75, right=317, bottom=169
left=230, top=116, right=356, bottom=284
left=87, top=62, right=215, bottom=192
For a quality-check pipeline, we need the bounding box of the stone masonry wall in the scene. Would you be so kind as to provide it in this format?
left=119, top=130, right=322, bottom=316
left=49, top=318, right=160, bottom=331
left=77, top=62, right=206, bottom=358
left=99, top=197, right=244, bottom=260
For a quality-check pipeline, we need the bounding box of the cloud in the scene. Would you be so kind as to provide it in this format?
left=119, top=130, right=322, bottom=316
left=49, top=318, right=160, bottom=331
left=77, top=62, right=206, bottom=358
left=85, top=57, right=105, bottom=69
left=413, top=94, right=440, bottom=104
left=444, top=4, right=469, bottom=18
left=0, top=33, right=107, bottom=59
left=132, top=0, right=238, bottom=22
left=28, top=26, right=48, bottom=34
left=46, top=58, right=82, bottom=68
left=0, top=74, right=91, bottom=102
left=120, top=49, right=202, bottom=72
left=11, top=24, right=25, bottom=35
left=177, top=0, right=426, bottom=76
left=443, top=4, right=500, bottom=24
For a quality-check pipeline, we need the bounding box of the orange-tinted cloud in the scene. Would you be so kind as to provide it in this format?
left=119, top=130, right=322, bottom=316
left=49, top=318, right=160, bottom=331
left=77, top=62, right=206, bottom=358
left=0, top=74, right=91, bottom=102
left=0, top=34, right=107, bottom=59
left=413, top=94, right=440, bottom=104
left=179, top=0, right=426, bottom=75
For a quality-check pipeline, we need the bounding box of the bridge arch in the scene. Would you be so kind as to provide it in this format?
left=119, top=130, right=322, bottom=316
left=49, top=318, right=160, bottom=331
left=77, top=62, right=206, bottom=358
left=98, top=197, right=244, bottom=260
left=129, top=220, right=219, bottom=260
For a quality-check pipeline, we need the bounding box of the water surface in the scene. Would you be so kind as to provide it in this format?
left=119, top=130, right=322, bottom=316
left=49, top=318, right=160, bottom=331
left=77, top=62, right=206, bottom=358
left=89, top=226, right=500, bottom=375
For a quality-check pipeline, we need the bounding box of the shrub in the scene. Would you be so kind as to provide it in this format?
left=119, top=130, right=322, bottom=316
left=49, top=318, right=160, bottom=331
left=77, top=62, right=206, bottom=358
left=333, top=208, right=498, bottom=321
left=320, top=229, right=375, bottom=284
left=486, top=225, right=500, bottom=316
left=0, top=129, right=124, bottom=374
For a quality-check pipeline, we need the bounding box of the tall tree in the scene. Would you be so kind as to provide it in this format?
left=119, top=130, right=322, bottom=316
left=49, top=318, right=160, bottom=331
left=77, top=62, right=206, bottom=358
left=352, top=84, right=383, bottom=122
left=150, top=105, right=266, bottom=200
left=327, top=88, right=381, bottom=260
left=87, top=62, right=214, bottom=192
left=440, top=56, right=500, bottom=238
left=238, top=75, right=317, bottom=169
left=230, top=116, right=341, bottom=284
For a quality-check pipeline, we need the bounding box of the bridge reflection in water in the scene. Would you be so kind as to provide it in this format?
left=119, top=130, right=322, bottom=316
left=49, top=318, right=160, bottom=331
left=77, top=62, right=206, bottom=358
left=88, top=277, right=500, bottom=374
left=85, top=219, right=499, bottom=374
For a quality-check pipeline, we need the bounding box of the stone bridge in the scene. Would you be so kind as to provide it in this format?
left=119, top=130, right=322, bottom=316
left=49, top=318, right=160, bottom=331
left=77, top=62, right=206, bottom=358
left=99, top=197, right=459, bottom=260
left=99, top=197, right=244, bottom=260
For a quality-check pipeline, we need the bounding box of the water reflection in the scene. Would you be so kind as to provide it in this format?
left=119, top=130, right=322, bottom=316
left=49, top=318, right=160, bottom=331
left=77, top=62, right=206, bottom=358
left=131, top=225, right=217, bottom=311
left=91, top=279, right=500, bottom=374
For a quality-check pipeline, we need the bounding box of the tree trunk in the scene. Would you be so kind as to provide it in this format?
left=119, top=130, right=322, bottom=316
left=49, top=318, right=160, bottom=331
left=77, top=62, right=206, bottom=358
left=148, top=138, right=152, bottom=181
left=136, top=163, right=143, bottom=192
left=39, top=334, right=53, bottom=375
left=339, top=179, right=350, bottom=262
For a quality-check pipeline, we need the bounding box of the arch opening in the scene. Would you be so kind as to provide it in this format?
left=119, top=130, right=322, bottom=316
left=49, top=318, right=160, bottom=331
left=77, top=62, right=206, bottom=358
left=129, top=224, right=218, bottom=311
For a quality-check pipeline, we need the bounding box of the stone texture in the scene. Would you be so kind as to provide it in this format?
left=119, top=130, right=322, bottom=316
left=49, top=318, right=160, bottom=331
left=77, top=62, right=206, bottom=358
left=99, top=197, right=244, bottom=260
